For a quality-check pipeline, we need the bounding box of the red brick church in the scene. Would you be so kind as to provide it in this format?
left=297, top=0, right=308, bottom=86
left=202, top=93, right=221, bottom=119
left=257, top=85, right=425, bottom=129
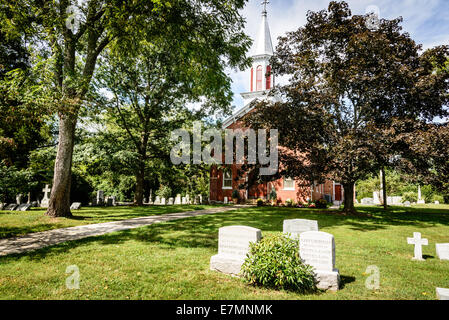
left=209, top=4, right=344, bottom=205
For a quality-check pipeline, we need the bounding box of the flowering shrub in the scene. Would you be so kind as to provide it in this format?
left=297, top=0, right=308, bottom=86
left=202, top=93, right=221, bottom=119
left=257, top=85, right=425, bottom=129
left=285, top=198, right=294, bottom=207
left=241, top=233, right=317, bottom=292
left=315, top=198, right=328, bottom=209
left=256, top=198, right=264, bottom=206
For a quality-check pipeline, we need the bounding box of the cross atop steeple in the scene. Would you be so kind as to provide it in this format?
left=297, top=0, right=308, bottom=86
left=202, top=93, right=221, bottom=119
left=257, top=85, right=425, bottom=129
left=261, top=0, right=269, bottom=16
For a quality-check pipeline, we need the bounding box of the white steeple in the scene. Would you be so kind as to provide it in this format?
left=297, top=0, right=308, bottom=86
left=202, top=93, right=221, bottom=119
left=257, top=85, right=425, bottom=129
left=222, top=0, right=278, bottom=129
left=253, top=1, right=274, bottom=56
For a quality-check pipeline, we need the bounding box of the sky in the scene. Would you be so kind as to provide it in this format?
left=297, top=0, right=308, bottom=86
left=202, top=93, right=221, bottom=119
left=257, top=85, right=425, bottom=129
left=227, top=0, right=449, bottom=114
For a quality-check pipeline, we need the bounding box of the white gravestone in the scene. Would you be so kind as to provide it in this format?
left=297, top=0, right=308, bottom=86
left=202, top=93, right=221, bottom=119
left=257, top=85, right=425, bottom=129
left=223, top=197, right=228, bottom=204
left=210, top=226, right=261, bottom=276
left=168, top=197, right=174, bottom=205
left=41, top=184, right=51, bottom=208
left=97, top=190, right=104, bottom=205
left=161, top=197, right=166, bottom=205
left=154, top=196, right=161, bottom=205
left=70, top=202, right=82, bottom=210
left=175, top=194, right=181, bottom=205
left=435, top=201, right=440, bottom=205
left=417, top=185, right=425, bottom=204
left=299, top=231, right=340, bottom=291
left=181, top=197, right=187, bottom=205
left=283, top=219, right=319, bottom=240
left=16, top=204, right=31, bottom=211
left=436, top=243, right=449, bottom=261
left=403, top=201, right=411, bottom=207
left=361, top=198, right=373, bottom=205
left=407, top=232, right=428, bottom=261
left=436, top=287, right=449, bottom=300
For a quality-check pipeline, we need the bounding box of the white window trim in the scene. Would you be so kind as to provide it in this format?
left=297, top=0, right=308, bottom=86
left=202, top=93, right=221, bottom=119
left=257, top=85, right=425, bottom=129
left=222, top=169, right=232, bottom=190
left=283, top=177, right=295, bottom=191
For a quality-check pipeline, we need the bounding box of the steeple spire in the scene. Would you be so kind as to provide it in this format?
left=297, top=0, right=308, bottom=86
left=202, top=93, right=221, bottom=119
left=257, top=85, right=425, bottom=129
left=261, top=0, right=269, bottom=16
left=254, top=0, right=273, bottom=56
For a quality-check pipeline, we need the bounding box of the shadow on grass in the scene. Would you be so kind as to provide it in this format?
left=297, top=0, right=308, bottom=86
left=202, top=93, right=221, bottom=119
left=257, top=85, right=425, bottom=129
left=1, top=205, right=448, bottom=263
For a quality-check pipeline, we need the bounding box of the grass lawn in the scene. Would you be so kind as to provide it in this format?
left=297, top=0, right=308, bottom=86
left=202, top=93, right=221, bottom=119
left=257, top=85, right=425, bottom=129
left=0, top=205, right=217, bottom=239
left=0, top=204, right=448, bottom=300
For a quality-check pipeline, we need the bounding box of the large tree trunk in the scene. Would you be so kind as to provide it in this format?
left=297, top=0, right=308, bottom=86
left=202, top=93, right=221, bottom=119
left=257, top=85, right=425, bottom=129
left=342, top=182, right=356, bottom=214
left=46, top=112, right=77, bottom=217
left=134, top=163, right=145, bottom=206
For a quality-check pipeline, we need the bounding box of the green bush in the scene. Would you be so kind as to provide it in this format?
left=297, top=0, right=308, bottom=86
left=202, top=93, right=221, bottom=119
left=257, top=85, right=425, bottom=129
left=285, top=198, right=294, bottom=207
left=402, top=191, right=417, bottom=203
left=155, top=185, right=172, bottom=200
left=432, top=194, right=444, bottom=203
left=314, top=198, right=328, bottom=209
left=231, top=189, right=240, bottom=199
left=241, top=233, right=316, bottom=293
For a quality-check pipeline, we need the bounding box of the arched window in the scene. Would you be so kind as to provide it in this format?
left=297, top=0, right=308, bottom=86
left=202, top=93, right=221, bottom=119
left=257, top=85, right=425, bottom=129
left=250, top=67, right=254, bottom=92
left=256, top=65, right=262, bottom=91
left=266, top=65, right=271, bottom=89
left=223, top=168, right=232, bottom=189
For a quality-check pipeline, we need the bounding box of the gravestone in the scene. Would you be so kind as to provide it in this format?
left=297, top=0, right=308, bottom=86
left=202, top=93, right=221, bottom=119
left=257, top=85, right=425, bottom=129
left=175, top=194, right=181, bottom=205
left=97, top=190, right=104, bottom=206
left=16, top=204, right=31, bottom=211
left=16, top=194, right=23, bottom=205
left=299, top=231, right=340, bottom=291
left=70, top=202, right=82, bottom=210
left=31, top=201, right=38, bottom=208
left=41, top=184, right=51, bottom=208
left=417, top=185, right=425, bottom=204
left=435, top=201, right=440, bottom=205
left=373, top=191, right=381, bottom=205
left=199, top=195, right=203, bottom=204
left=403, top=201, right=411, bottom=207
left=224, top=197, right=228, bottom=204
left=181, top=197, right=187, bottom=205
left=161, top=197, right=166, bottom=205
left=361, top=198, right=373, bottom=205
left=407, top=232, right=428, bottom=261
left=436, top=288, right=449, bottom=300
left=436, top=243, right=449, bottom=261
left=106, top=197, right=113, bottom=206
left=210, top=225, right=262, bottom=276
left=186, top=194, right=190, bottom=204
left=168, top=197, right=174, bottom=205
left=154, top=196, right=161, bottom=205
left=0, top=203, right=5, bottom=210
left=4, top=204, right=18, bottom=211
left=110, top=196, right=117, bottom=206
left=194, top=195, right=200, bottom=205
left=388, top=196, right=403, bottom=205
left=283, top=219, right=319, bottom=240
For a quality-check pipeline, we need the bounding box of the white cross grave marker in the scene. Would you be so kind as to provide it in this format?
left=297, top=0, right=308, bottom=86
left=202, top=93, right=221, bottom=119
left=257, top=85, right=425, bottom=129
left=41, top=184, right=51, bottom=208
left=407, top=232, right=428, bottom=261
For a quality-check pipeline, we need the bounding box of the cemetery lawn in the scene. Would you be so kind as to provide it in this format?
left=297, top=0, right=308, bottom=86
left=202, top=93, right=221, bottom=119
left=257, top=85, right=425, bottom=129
left=0, top=205, right=218, bottom=239
left=0, top=204, right=448, bottom=300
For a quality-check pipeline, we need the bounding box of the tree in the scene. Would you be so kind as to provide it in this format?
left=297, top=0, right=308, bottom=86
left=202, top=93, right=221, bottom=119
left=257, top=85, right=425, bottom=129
left=245, top=1, right=449, bottom=214
left=2, top=0, right=250, bottom=216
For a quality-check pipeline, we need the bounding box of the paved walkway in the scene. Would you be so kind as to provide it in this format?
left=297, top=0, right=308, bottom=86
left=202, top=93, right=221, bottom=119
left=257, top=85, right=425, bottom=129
left=0, top=206, right=239, bottom=257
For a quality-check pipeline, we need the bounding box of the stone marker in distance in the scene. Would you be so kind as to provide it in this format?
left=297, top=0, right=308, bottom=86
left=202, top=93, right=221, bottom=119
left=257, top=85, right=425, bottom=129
left=210, top=225, right=261, bottom=276
left=436, top=243, right=449, bottom=261
left=436, top=287, right=449, bottom=300
left=70, top=202, right=82, bottom=210
left=299, top=231, right=340, bottom=291
left=407, top=232, right=428, bottom=261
